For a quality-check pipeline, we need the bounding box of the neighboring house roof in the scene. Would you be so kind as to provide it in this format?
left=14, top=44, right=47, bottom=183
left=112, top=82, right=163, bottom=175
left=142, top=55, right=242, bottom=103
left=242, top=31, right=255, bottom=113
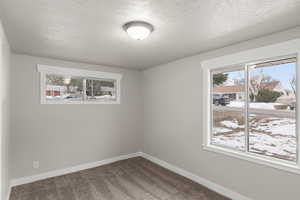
left=46, top=85, right=67, bottom=91
left=46, top=85, right=81, bottom=91
left=213, top=85, right=244, bottom=93
left=100, top=86, right=114, bottom=92
left=213, top=81, right=279, bottom=93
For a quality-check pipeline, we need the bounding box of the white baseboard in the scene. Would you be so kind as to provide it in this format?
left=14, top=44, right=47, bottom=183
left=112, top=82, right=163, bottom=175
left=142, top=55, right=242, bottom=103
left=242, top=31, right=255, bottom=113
left=6, top=185, right=11, bottom=200
left=9, top=152, right=250, bottom=200
left=140, top=153, right=251, bottom=200
left=10, top=152, right=142, bottom=187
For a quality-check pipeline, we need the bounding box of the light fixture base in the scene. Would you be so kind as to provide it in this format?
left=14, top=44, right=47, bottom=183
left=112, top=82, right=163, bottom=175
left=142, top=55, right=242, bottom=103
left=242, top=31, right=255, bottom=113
left=123, top=21, right=154, bottom=40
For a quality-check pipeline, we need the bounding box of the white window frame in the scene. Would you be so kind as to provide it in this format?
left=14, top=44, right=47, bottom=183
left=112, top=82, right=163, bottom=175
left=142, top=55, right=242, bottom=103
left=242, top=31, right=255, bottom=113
left=37, top=64, right=122, bottom=104
left=202, top=39, right=300, bottom=174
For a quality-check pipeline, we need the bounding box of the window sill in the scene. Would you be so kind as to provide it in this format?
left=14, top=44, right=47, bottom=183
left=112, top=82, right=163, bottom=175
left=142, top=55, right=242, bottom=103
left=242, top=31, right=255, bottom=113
left=203, top=144, right=300, bottom=175
left=41, top=100, right=120, bottom=105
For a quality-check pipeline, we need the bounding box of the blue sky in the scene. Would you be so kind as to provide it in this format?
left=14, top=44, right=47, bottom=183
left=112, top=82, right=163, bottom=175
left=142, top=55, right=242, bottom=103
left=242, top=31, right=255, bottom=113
left=227, top=62, right=296, bottom=90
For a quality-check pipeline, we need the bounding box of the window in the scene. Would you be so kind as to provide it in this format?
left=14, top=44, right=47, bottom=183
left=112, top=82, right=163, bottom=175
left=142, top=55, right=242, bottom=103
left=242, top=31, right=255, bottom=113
left=211, top=57, right=297, bottom=162
left=38, top=65, right=122, bottom=104
left=211, top=66, right=246, bottom=151
left=46, top=74, right=84, bottom=101
left=86, top=79, right=116, bottom=101
left=247, top=59, right=296, bottom=162
left=202, top=39, right=300, bottom=174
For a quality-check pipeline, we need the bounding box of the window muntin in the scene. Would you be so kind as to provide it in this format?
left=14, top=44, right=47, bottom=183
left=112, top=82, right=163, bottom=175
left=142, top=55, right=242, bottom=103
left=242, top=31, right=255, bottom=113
left=210, top=57, right=297, bottom=162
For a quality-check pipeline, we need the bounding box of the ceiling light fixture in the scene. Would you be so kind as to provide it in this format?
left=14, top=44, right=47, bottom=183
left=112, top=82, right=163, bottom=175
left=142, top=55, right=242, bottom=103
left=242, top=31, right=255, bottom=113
left=123, top=21, right=154, bottom=40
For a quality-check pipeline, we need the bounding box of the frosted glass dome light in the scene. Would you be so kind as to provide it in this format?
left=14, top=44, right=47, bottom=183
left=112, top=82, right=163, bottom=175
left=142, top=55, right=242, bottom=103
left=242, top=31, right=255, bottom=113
left=123, top=21, right=154, bottom=40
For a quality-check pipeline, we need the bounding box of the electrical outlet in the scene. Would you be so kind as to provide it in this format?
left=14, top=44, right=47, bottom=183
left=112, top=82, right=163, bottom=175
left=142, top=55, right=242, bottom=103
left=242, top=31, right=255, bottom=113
left=33, top=161, right=39, bottom=169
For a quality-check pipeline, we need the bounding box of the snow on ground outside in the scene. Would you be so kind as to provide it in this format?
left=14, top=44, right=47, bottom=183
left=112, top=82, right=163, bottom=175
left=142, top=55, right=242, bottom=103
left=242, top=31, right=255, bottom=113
left=221, top=120, right=244, bottom=129
left=227, top=101, right=284, bottom=109
left=212, top=117, right=296, bottom=161
left=213, top=127, right=232, bottom=133
left=212, top=131, right=245, bottom=151
left=249, top=132, right=296, bottom=158
left=46, top=94, right=115, bottom=101
left=251, top=118, right=295, bottom=136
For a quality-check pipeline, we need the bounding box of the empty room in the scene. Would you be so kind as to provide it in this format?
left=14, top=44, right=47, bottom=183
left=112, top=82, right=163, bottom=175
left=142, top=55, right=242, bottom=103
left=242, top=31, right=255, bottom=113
left=1, top=1, right=300, bottom=200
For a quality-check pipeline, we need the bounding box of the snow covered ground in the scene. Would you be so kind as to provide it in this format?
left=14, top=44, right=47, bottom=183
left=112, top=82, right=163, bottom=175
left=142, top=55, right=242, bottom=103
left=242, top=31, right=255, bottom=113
left=212, top=113, right=296, bottom=161
left=227, top=101, right=285, bottom=110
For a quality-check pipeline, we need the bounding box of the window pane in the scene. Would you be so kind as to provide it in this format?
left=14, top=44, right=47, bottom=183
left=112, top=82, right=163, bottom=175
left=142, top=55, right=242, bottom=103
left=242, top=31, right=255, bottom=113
left=211, top=67, right=246, bottom=150
left=249, top=114, right=296, bottom=161
left=46, top=74, right=83, bottom=101
left=248, top=58, right=297, bottom=161
left=212, top=110, right=245, bottom=150
left=86, top=79, right=116, bottom=101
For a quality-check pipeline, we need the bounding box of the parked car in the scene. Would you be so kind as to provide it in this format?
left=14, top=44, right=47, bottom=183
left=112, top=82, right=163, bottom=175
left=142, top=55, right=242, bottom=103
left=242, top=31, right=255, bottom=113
left=64, top=93, right=82, bottom=99
left=289, top=101, right=296, bottom=110
left=213, top=94, right=230, bottom=106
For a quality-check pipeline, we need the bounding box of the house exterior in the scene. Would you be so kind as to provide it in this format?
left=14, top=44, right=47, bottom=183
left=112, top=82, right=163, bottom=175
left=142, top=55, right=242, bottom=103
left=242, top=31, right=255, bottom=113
left=213, top=81, right=295, bottom=103
left=213, top=84, right=244, bottom=101
left=46, top=85, right=67, bottom=97
left=46, top=85, right=114, bottom=97
left=46, top=85, right=80, bottom=97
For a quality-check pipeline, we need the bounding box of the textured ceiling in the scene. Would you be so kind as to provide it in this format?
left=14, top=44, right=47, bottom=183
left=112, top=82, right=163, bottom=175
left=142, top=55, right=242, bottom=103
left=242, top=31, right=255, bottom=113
left=1, top=0, right=300, bottom=69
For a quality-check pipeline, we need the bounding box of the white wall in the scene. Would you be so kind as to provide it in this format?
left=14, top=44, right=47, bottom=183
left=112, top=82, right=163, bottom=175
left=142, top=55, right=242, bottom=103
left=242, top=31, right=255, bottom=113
left=7, top=23, right=300, bottom=200
left=143, top=26, right=300, bottom=200
left=10, top=54, right=143, bottom=179
left=0, top=21, right=11, bottom=200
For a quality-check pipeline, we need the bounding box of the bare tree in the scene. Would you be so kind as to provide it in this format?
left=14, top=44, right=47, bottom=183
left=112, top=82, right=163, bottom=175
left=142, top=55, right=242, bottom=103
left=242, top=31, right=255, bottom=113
left=290, top=76, right=296, bottom=96
left=248, top=69, right=273, bottom=102
left=46, top=74, right=83, bottom=94
left=46, top=74, right=64, bottom=85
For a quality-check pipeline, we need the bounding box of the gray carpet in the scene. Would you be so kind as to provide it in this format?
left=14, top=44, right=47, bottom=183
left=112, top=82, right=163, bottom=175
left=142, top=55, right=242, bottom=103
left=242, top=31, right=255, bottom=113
left=10, top=157, right=231, bottom=200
